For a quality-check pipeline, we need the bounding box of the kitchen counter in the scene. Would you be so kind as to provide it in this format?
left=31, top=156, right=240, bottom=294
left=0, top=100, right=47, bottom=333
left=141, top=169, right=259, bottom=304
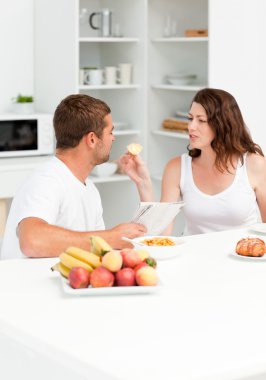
left=0, top=156, right=53, bottom=237
left=1, top=228, right=266, bottom=380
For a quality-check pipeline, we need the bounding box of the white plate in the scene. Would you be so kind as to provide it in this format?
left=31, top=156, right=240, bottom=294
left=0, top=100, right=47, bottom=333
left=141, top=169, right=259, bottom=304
left=230, top=250, right=266, bottom=261
left=248, top=223, right=266, bottom=234
left=61, top=277, right=161, bottom=296
left=132, top=236, right=185, bottom=261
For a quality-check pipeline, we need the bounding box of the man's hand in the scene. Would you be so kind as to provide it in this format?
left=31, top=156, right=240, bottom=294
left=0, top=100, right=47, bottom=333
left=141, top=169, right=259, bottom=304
left=108, top=222, right=147, bottom=249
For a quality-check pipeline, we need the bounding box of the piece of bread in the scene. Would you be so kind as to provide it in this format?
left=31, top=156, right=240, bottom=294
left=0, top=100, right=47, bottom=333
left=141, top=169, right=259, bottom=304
left=127, top=143, right=142, bottom=156
left=235, top=237, right=266, bottom=257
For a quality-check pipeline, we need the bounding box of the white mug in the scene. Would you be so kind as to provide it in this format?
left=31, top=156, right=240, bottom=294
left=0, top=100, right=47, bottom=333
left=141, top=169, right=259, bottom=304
left=79, top=69, right=87, bottom=85
left=104, top=66, right=117, bottom=85
left=117, top=63, right=133, bottom=85
left=86, top=69, right=103, bottom=85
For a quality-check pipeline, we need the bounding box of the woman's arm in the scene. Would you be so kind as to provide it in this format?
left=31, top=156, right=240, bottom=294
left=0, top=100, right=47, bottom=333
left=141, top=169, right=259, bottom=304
left=160, top=156, right=182, bottom=235
left=247, top=154, right=266, bottom=222
left=118, top=153, right=155, bottom=201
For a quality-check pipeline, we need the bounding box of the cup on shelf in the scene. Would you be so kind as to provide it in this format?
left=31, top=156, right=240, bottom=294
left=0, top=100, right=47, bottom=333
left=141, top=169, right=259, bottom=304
left=79, top=68, right=88, bottom=85
left=83, top=68, right=103, bottom=85
left=104, top=66, right=117, bottom=85
left=117, top=63, right=133, bottom=85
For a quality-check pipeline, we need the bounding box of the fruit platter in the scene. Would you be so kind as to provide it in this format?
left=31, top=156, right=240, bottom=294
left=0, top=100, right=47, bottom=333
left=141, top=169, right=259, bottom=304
left=51, top=236, right=161, bottom=296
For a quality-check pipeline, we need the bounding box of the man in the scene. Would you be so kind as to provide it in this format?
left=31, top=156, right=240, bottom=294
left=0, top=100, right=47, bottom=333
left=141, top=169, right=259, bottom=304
left=1, top=94, right=146, bottom=259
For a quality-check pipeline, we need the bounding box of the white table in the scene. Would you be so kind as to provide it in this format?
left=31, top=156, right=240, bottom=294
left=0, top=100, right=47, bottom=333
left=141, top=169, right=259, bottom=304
left=1, top=228, right=266, bottom=380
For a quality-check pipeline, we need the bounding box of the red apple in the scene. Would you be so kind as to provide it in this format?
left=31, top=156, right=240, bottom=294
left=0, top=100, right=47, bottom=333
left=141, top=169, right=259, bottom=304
left=115, top=268, right=136, bottom=286
left=120, top=249, right=142, bottom=268
left=69, top=267, right=90, bottom=289
left=145, top=257, right=157, bottom=269
left=134, top=262, right=148, bottom=273
left=90, top=266, right=114, bottom=288
left=135, top=266, right=158, bottom=286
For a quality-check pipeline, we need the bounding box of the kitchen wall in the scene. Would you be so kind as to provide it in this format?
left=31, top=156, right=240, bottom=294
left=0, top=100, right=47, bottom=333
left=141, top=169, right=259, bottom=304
left=0, top=0, right=34, bottom=113
left=0, top=0, right=265, bottom=153
left=209, top=0, right=266, bottom=154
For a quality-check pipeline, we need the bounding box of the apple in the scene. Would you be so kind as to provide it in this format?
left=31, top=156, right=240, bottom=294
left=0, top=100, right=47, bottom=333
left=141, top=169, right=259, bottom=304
left=115, top=268, right=136, bottom=286
left=69, top=267, right=90, bottom=289
left=136, top=249, right=150, bottom=261
left=120, top=249, right=142, bottom=268
left=134, top=262, right=148, bottom=273
left=101, top=250, right=123, bottom=272
left=135, top=266, right=158, bottom=286
left=145, top=257, right=157, bottom=269
left=90, top=267, right=114, bottom=288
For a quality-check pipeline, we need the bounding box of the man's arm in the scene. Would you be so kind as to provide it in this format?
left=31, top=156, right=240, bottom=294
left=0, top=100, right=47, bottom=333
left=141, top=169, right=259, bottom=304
left=18, top=217, right=146, bottom=257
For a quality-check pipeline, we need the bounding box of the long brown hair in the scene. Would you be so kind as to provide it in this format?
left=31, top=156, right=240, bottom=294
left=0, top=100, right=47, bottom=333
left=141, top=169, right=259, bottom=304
left=54, top=94, right=111, bottom=149
left=188, top=88, right=263, bottom=172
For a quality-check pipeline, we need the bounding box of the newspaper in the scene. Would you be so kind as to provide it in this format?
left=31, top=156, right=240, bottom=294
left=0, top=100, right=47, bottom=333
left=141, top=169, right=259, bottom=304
left=131, top=201, right=184, bottom=235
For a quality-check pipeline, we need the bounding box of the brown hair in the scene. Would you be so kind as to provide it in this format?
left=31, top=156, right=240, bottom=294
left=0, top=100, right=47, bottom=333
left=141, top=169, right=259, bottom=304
left=188, top=88, right=264, bottom=172
left=53, top=94, right=111, bottom=149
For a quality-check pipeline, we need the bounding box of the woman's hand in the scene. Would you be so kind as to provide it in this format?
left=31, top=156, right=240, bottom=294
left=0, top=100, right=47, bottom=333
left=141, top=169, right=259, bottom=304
left=118, top=153, right=150, bottom=184
left=118, top=153, right=155, bottom=201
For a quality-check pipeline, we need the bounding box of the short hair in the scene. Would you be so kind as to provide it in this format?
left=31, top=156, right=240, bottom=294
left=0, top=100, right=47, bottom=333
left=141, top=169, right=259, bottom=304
left=188, top=88, right=263, bottom=172
left=53, top=94, right=111, bottom=149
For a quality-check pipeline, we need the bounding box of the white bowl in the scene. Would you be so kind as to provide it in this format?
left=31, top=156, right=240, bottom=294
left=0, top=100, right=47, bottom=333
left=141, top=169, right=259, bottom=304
left=91, top=162, right=118, bottom=177
left=131, top=235, right=185, bottom=260
left=166, top=74, right=196, bottom=86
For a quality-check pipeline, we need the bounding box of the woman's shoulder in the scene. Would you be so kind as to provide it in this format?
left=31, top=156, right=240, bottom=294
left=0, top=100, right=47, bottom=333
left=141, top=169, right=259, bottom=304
left=165, top=155, right=182, bottom=171
left=246, top=152, right=266, bottom=170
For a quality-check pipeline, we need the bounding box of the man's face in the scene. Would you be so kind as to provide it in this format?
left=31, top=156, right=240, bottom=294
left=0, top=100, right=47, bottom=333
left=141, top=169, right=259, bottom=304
left=94, top=113, right=115, bottom=164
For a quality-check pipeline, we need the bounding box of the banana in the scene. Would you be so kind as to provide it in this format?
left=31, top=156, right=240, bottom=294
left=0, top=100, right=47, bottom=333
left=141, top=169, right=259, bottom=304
left=51, top=262, right=71, bottom=278
left=59, top=252, right=93, bottom=272
left=90, top=236, right=112, bottom=257
left=65, top=246, right=101, bottom=268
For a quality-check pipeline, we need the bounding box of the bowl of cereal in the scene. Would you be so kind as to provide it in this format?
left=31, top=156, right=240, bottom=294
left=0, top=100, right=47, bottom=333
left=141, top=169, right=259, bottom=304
left=131, top=235, right=185, bottom=260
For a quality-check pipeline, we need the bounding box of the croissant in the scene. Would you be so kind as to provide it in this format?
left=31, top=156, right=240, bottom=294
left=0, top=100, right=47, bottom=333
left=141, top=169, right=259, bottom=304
left=235, top=237, right=266, bottom=257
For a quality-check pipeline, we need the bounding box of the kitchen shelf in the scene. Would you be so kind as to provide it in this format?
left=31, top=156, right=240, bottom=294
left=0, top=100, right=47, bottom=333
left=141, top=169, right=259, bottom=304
left=152, top=37, right=208, bottom=42
left=79, top=84, right=140, bottom=90
left=152, top=130, right=189, bottom=140
left=114, top=130, right=140, bottom=136
left=152, top=84, right=205, bottom=91
left=79, top=37, right=139, bottom=43
left=90, top=174, right=130, bottom=184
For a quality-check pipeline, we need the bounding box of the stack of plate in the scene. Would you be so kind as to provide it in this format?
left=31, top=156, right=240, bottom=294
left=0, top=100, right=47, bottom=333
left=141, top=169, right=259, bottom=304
left=166, top=73, right=196, bottom=86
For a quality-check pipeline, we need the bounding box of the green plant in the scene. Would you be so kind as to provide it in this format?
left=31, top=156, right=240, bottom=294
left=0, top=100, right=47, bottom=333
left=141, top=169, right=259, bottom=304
left=12, top=94, right=34, bottom=103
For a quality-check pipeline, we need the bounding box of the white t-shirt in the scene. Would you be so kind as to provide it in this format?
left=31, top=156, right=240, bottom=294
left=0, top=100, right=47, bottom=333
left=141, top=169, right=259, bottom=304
left=180, top=153, right=260, bottom=235
left=1, top=157, right=105, bottom=259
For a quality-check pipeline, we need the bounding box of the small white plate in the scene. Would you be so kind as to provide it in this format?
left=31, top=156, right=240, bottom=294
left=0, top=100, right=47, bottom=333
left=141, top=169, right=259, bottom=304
left=230, top=250, right=266, bottom=261
left=61, top=278, right=161, bottom=296
left=248, top=223, right=266, bottom=234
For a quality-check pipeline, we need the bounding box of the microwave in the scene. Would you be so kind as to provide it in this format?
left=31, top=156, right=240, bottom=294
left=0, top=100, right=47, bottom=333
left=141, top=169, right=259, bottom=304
left=0, top=114, right=54, bottom=158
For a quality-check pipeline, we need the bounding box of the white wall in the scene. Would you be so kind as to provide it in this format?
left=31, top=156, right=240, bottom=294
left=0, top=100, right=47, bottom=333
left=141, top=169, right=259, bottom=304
left=209, top=0, right=266, bottom=154
left=0, top=0, right=34, bottom=113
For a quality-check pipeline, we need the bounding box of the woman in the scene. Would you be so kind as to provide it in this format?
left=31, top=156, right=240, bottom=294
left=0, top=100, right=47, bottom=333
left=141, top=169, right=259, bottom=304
left=119, top=88, right=266, bottom=235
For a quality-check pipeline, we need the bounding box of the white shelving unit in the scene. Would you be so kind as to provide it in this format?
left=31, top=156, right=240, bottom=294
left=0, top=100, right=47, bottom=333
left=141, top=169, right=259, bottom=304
left=34, top=0, right=147, bottom=228
left=34, top=0, right=208, bottom=232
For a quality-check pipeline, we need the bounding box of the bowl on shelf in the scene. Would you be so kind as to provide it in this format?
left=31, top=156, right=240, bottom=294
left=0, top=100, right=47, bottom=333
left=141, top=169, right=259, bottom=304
left=91, top=162, right=118, bottom=177
left=166, top=73, right=197, bottom=86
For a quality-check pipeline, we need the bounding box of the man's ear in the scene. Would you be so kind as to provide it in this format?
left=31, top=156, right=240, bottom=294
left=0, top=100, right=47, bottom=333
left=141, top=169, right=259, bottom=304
left=85, top=132, right=97, bottom=147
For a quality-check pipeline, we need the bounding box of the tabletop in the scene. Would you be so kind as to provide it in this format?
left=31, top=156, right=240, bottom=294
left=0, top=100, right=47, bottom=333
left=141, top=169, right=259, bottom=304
left=1, top=228, right=266, bottom=380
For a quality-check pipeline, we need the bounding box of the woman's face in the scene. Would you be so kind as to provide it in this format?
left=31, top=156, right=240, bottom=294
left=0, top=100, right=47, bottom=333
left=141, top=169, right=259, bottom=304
left=188, top=102, right=215, bottom=150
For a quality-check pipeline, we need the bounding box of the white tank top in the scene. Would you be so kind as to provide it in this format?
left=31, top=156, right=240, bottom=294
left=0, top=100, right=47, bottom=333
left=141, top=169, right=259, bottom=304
left=180, top=153, right=260, bottom=235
